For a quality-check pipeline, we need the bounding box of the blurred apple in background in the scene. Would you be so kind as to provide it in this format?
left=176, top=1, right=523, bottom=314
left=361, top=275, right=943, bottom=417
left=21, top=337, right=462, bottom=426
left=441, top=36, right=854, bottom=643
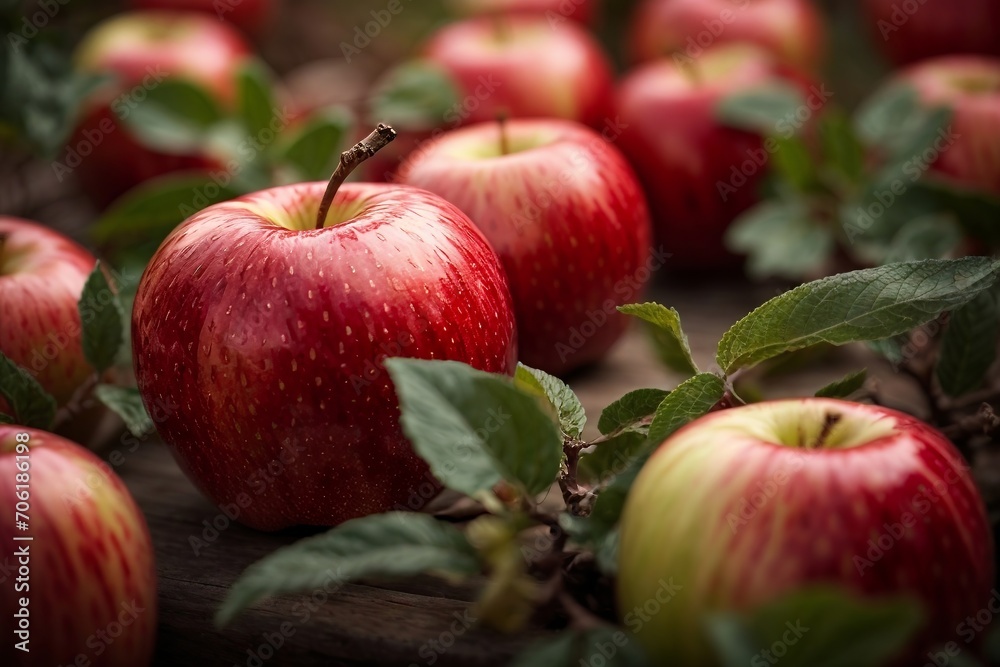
left=421, top=14, right=615, bottom=129
left=0, top=426, right=158, bottom=667
left=128, top=0, right=274, bottom=34
left=615, top=45, right=815, bottom=270
left=132, top=169, right=517, bottom=529
left=627, top=0, right=825, bottom=71
left=69, top=11, right=251, bottom=208
left=398, top=119, right=652, bottom=375
left=362, top=15, right=615, bottom=181
left=863, top=0, right=1000, bottom=65
left=891, top=55, right=1000, bottom=196
left=446, top=0, right=598, bottom=24
left=618, top=398, right=994, bottom=664
left=0, top=217, right=96, bottom=408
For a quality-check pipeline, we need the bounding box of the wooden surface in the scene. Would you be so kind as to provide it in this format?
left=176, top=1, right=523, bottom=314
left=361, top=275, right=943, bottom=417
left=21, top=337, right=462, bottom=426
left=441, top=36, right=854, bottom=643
left=114, top=281, right=909, bottom=667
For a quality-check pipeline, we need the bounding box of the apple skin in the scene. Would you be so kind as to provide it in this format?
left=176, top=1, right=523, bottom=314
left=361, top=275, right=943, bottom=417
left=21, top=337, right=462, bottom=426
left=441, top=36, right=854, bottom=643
left=127, top=0, right=274, bottom=34
left=891, top=56, right=1000, bottom=197
left=0, top=217, right=97, bottom=407
left=71, top=11, right=251, bottom=208
left=397, top=119, right=651, bottom=375
left=627, top=0, right=825, bottom=70
left=132, top=182, right=517, bottom=530
left=614, top=45, right=808, bottom=270
left=0, top=425, right=157, bottom=667
left=863, top=0, right=1000, bottom=65
left=618, top=398, right=994, bottom=664
left=447, top=0, right=597, bottom=24
left=421, top=15, right=615, bottom=130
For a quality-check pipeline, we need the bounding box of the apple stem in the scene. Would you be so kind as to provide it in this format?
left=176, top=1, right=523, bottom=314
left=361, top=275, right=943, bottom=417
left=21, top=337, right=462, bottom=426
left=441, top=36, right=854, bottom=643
left=492, top=13, right=510, bottom=42
left=315, top=123, right=397, bottom=230
left=677, top=57, right=703, bottom=86
left=812, top=412, right=842, bottom=448
left=497, top=111, right=510, bottom=156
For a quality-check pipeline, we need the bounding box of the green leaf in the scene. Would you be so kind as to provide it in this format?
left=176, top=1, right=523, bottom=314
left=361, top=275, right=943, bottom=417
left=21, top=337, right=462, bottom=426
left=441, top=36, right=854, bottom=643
left=216, top=512, right=479, bottom=627
left=716, top=258, right=1000, bottom=373
left=814, top=369, right=867, bottom=398
left=936, top=286, right=1000, bottom=396
left=508, top=632, right=578, bottom=667
left=0, top=41, right=104, bottom=157
left=235, top=60, right=277, bottom=141
left=771, top=134, right=817, bottom=192
left=856, top=83, right=952, bottom=162
left=597, top=388, right=669, bottom=436
left=588, top=374, right=725, bottom=535
left=94, top=384, right=153, bottom=437
left=274, top=108, right=352, bottom=181
left=618, top=303, right=698, bottom=377
left=706, top=587, right=923, bottom=667
left=91, top=172, right=242, bottom=244
left=0, top=352, right=56, bottom=429
left=0, top=413, right=14, bottom=424
left=367, top=60, right=460, bottom=130
left=915, top=181, right=1000, bottom=248
left=578, top=431, right=646, bottom=485
left=715, top=83, right=807, bottom=135
left=647, top=373, right=726, bottom=445
left=513, top=363, right=585, bottom=438
left=386, top=359, right=563, bottom=497
left=867, top=336, right=906, bottom=366
left=78, top=262, right=124, bottom=373
left=883, top=214, right=963, bottom=263
left=509, top=629, right=650, bottom=667
left=726, top=200, right=835, bottom=281
left=819, top=109, right=865, bottom=184
left=120, top=79, right=225, bottom=154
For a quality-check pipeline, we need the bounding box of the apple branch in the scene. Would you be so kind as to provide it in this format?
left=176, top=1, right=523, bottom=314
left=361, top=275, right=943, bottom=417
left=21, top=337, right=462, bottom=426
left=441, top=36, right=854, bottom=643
left=315, top=123, right=397, bottom=230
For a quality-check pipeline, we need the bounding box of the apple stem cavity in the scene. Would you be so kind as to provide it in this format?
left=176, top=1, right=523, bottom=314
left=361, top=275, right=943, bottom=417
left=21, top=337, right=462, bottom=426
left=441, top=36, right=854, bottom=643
left=497, top=111, right=510, bottom=156
left=677, top=58, right=703, bottom=86
left=492, top=13, right=511, bottom=43
left=315, top=123, right=397, bottom=230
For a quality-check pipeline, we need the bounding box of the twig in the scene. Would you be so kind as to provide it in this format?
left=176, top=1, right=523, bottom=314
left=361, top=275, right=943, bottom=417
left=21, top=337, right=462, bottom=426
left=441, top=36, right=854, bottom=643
left=315, top=124, right=396, bottom=230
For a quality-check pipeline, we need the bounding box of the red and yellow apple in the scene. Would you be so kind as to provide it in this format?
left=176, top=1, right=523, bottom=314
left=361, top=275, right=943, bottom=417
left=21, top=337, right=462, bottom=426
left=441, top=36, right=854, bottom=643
left=397, top=119, right=652, bottom=375
left=421, top=14, right=615, bottom=130
left=0, top=426, right=157, bottom=667
left=627, top=0, right=825, bottom=71
left=0, top=217, right=97, bottom=407
left=614, top=45, right=818, bottom=270
left=891, top=55, right=1000, bottom=197
left=128, top=0, right=274, bottom=34
left=863, top=0, right=1000, bottom=65
left=618, top=398, right=993, bottom=664
left=132, top=179, right=517, bottom=530
left=69, top=11, right=251, bottom=208
left=446, top=0, right=598, bottom=24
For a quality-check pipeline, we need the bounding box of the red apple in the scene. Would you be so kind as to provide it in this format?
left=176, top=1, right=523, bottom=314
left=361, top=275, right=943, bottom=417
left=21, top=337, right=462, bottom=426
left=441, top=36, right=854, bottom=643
left=127, top=0, right=274, bottom=34
left=131, top=148, right=517, bottom=529
left=0, top=217, right=97, bottom=407
left=863, top=0, right=1000, bottom=65
left=446, top=0, right=598, bottom=24
left=891, top=56, right=1000, bottom=196
left=614, top=45, right=818, bottom=270
left=397, top=119, right=652, bottom=375
left=0, top=425, right=157, bottom=666
left=627, top=0, right=825, bottom=71
left=618, top=398, right=993, bottom=664
left=68, top=11, right=251, bottom=208
left=421, top=14, right=615, bottom=130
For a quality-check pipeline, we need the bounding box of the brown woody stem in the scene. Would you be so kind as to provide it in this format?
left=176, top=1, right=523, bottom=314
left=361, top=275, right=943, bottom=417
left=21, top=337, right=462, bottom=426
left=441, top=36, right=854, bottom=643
left=315, top=123, right=396, bottom=230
